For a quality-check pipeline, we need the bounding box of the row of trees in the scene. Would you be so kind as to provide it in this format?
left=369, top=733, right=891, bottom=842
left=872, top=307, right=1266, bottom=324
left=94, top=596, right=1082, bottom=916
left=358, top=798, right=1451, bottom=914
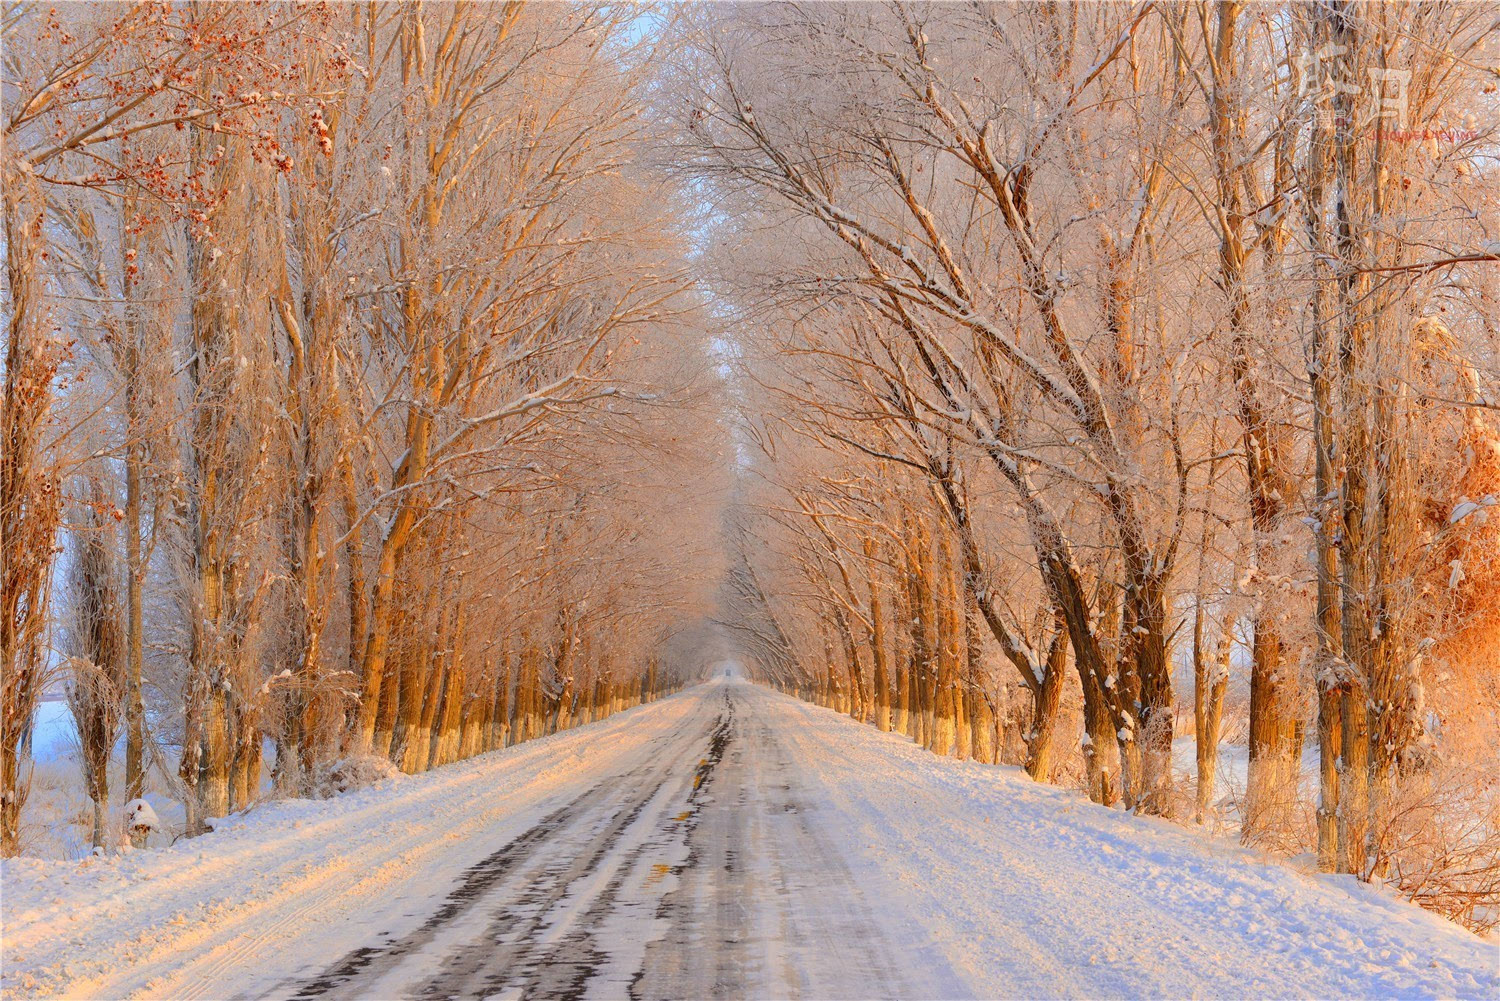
left=678, top=1, right=1500, bottom=931
left=2, top=2, right=720, bottom=856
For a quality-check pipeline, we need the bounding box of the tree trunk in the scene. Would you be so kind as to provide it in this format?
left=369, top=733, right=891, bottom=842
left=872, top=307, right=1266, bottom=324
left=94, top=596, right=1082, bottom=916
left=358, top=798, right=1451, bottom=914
left=434, top=666, right=464, bottom=768
left=363, top=542, right=405, bottom=756
left=202, top=687, right=230, bottom=820
left=908, top=533, right=935, bottom=747
left=493, top=653, right=512, bottom=750
left=342, top=460, right=369, bottom=729
left=1078, top=657, right=1119, bottom=807
left=964, top=601, right=995, bottom=764
left=867, top=539, right=892, bottom=733
left=1194, top=622, right=1231, bottom=825
left=2, top=160, right=62, bottom=856
left=1024, top=630, right=1068, bottom=783
left=1300, top=1, right=1345, bottom=869
left=932, top=551, right=960, bottom=757
left=123, top=322, right=146, bottom=802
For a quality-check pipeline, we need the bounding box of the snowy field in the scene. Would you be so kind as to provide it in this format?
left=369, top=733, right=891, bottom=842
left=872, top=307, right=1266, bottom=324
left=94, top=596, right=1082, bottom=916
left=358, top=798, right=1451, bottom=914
left=2, top=679, right=1495, bottom=1000
left=17, top=696, right=269, bottom=861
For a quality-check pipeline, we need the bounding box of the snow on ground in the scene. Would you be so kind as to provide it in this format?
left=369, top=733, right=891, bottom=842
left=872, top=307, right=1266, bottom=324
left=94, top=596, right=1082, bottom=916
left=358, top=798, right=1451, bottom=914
left=1, top=694, right=708, bottom=1001
left=17, top=697, right=190, bottom=861
left=766, top=685, right=1497, bottom=999
left=3, top=679, right=1496, bottom=1001
left=17, top=724, right=267, bottom=862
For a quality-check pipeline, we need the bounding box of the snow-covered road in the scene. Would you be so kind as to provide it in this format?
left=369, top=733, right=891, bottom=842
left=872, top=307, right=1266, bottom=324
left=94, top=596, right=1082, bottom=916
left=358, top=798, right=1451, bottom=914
left=3, top=679, right=1495, bottom=1000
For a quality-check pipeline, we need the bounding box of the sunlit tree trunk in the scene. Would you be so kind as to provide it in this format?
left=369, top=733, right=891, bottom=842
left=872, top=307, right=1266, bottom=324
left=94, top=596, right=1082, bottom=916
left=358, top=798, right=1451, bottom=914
left=1206, top=0, right=1299, bottom=845
left=931, top=539, right=960, bottom=757
left=1025, top=630, right=1068, bottom=783
left=964, top=600, right=995, bottom=764
left=120, top=195, right=150, bottom=804
left=893, top=567, right=912, bottom=735
left=865, top=539, right=893, bottom=732
left=1, top=159, right=60, bottom=856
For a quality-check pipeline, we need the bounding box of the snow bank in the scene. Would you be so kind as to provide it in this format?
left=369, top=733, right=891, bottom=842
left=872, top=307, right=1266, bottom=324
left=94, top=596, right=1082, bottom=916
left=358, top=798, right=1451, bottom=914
left=311, top=754, right=400, bottom=798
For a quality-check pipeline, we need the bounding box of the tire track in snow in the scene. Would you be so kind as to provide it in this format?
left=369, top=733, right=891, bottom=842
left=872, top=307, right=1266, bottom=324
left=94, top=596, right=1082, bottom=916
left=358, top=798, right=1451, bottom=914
left=281, top=690, right=734, bottom=1000
left=635, top=689, right=933, bottom=1001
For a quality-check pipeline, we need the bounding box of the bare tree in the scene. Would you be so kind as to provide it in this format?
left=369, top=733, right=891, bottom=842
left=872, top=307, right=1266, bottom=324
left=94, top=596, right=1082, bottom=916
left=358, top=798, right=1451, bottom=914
left=63, top=478, right=126, bottom=850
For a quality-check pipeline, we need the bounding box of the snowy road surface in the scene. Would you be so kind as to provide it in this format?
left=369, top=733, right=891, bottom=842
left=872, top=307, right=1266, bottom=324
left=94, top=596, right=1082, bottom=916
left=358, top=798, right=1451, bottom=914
left=3, top=679, right=1496, bottom=1000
